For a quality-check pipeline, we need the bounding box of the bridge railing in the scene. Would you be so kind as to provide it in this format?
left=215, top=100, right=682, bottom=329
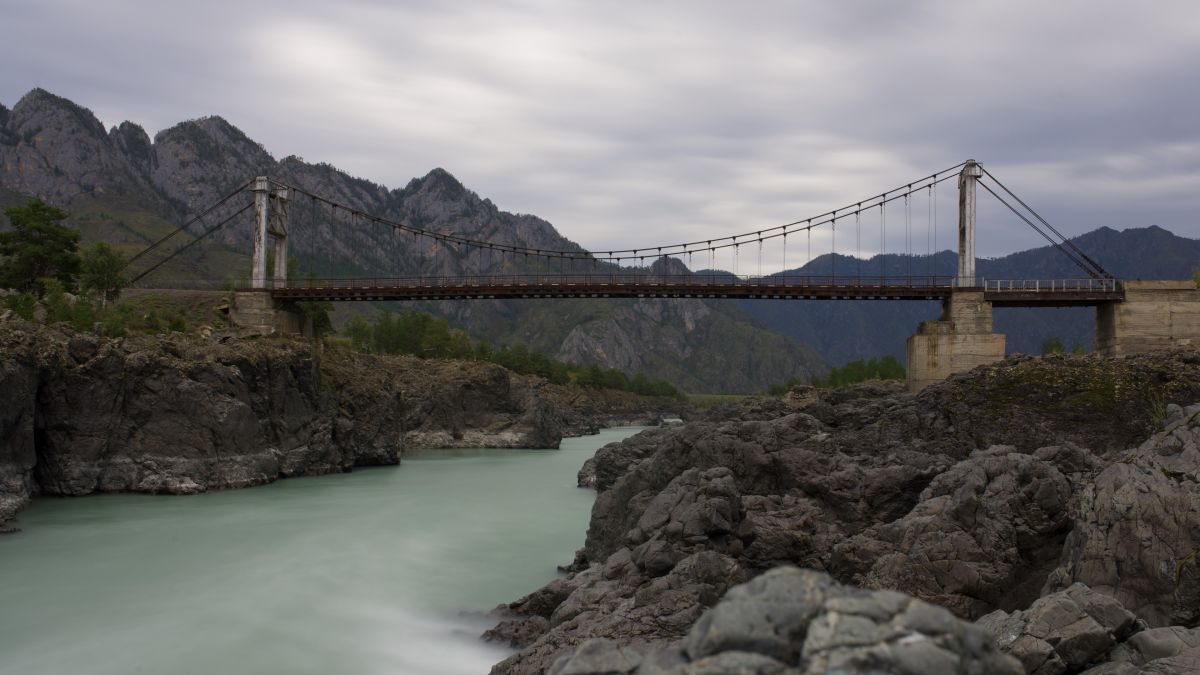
left=983, top=278, right=1120, bottom=293
left=279, top=273, right=957, bottom=290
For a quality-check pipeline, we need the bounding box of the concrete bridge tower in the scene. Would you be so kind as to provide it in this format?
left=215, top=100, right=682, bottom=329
left=906, top=160, right=1006, bottom=391
left=230, top=176, right=310, bottom=334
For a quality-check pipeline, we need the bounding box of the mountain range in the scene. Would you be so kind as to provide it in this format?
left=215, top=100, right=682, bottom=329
left=1, top=88, right=1195, bottom=391
left=0, top=88, right=824, bottom=393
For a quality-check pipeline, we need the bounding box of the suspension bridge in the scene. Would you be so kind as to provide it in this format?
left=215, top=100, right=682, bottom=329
left=122, top=159, right=1200, bottom=391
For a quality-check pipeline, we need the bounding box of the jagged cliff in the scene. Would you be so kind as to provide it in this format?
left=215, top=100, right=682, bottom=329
left=0, top=88, right=826, bottom=393
left=0, top=319, right=683, bottom=528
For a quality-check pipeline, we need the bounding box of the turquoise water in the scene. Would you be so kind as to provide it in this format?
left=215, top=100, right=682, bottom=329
left=0, top=427, right=645, bottom=675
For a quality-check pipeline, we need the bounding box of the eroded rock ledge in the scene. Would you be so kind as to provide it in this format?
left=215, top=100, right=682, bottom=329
left=488, top=351, right=1200, bottom=674
left=0, top=320, right=680, bottom=526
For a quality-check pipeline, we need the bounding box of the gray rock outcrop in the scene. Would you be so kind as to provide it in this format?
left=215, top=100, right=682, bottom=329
left=1083, top=626, right=1200, bottom=673
left=832, top=446, right=1074, bottom=619
left=489, top=352, right=1200, bottom=674
left=1044, top=402, right=1200, bottom=628
left=977, top=582, right=1200, bottom=675
left=545, top=567, right=1023, bottom=675
left=0, top=320, right=673, bottom=527
left=977, top=583, right=1137, bottom=674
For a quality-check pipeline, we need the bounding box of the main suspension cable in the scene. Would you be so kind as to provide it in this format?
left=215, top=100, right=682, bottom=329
left=124, top=179, right=253, bottom=269
left=980, top=167, right=1110, bottom=278
left=129, top=202, right=255, bottom=284
left=977, top=179, right=1099, bottom=279
left=266, top=163, right=965, bottom=265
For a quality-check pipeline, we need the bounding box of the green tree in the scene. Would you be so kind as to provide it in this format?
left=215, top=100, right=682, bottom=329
left=808, top=354, right=907, bottom=388
left=876, top=355, right=905, bottom=379
left=473, top=341, right=494, bottom=361
left=1041, top=336, right=1065, bottom=355
left=344, top=316, right=373, bottom=351
left=576, top=364, right=604, bottom=388
left=79, top=241, right=127, bottom=307
left=0, top=199, right=80, bottom=293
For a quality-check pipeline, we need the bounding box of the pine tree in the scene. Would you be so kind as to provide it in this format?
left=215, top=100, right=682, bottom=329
left=0, top=199, right=80, bottom=293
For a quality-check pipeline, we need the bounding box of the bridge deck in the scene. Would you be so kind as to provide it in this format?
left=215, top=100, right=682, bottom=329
left=264, top=275, right=1125, bottom=306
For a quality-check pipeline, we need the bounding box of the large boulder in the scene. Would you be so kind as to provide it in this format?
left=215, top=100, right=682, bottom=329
left=1082, top=626, right=1200, bottom=674
left=490, top=550, right=745, bottom=675
left=977, top=583, right=1137, bottom=675
left=1045, top=403, right=1200, bottom=627
left=832, top=447, right=1074, bottom=618
left=545, top=567, right=1023, bottom=675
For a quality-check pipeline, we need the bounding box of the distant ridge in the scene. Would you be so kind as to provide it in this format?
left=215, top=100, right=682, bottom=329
left=738, top=225, right=1200, bottom=363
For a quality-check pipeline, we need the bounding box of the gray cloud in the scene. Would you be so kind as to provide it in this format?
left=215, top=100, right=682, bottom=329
left=2, top=0, right=1197, bottom=269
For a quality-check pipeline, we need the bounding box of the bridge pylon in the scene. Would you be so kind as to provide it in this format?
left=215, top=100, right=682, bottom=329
left=250, top=176, right=290, bottom=289
left=956, top=159, right=983, bottom=288
left=233, top=176, right=307, bottom=336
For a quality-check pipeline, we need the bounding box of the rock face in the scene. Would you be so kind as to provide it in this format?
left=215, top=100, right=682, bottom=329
left=0, top=319, right=675, bottom=527
left=832, top=447, right=1074, bottom=619
left=544, top=567, right=1023, bottom=675
left=488, top=351, right=1200, bottom=674
left=978, top=583, right=1200, bottom=675
left=1043, top=401, right=1200, bottom=628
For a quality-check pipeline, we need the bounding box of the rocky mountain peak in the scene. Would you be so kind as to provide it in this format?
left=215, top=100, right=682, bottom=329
left=9, top=88, right=107, bottom=141
left=414, top=167, right=470, bottom=203
left=649, top=255, right=691, bottom=275
left=110, top=121, right=155, bottom=173
left=154, top=116, right=272, bottom=166
left=0, top=104, right=12, bottom=147
left=0, top=88, right=153, bottom=205
left=151, top=116, right=275, bottom=213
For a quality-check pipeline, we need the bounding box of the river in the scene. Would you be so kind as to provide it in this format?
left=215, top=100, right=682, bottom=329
left=0, top=426, right=645, bottom=675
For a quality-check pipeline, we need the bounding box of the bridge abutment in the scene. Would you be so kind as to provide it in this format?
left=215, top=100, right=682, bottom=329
left=230, top=291, right=312, bottom=336
left=1096, top=280, right=1200, bottom=356
left=906, top=290, right=1006, bottom=392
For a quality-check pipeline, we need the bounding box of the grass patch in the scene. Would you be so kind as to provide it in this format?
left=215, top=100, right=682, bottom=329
left=112, top=290, right=230, bottom=328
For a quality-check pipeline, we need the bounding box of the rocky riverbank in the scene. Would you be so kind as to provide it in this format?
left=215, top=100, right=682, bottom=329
left=0, top=319, right=683, bottom=527
left=486, top=350, right=1200, bottom=674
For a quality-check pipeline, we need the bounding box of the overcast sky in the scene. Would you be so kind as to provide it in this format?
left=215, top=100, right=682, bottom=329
left=2, top=0, right=1197, bottom=270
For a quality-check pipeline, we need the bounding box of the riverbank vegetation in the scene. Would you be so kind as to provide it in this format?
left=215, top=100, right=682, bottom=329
left=1040, top=336, right=1086, bottom=355
left=766, top=355, right=906, bottom=393
left=341, top=310, right=683, bottom=398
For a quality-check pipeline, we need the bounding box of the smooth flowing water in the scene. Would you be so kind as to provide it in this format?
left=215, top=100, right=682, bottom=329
left=0, top=427, right=645, bottom=675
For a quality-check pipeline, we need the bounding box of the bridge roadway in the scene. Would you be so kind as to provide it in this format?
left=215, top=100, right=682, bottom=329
left=267, top=274, right=1124, bottom=308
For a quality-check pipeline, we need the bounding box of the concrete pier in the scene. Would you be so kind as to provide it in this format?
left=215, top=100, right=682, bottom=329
left=906, top=291, right=1006, bottom=392
left=230, top=291, right=311, bottom=336
left=1096, top=280, right=1200, bottom=356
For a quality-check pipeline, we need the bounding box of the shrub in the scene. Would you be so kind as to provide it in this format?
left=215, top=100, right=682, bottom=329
left=3, top=292, right=36, bottom=320
left=805, top=355, right=906, bottom=389
left=1041, top=336, right=1066, bottom=355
